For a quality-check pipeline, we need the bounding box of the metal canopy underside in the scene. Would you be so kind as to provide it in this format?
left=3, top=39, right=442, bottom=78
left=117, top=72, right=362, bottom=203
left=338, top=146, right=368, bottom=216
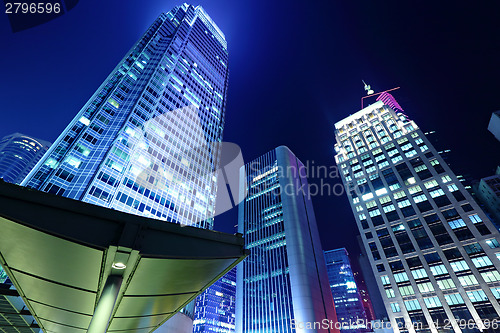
left=0, top=182, right=247, bottom=333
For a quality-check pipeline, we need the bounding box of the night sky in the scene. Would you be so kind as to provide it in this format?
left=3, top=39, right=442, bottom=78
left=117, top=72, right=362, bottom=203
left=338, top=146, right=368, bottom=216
left=1, top=1, right=499, bottom=264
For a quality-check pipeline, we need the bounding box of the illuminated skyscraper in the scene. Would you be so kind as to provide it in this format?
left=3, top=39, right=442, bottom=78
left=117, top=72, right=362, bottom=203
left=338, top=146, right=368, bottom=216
left=22, top=4, right=229, bottom=231
left=324, top=248, right=368, bottom=333
left=334, top=92, right=500, bottom=333
left=20, top=4, right=229, bottom=332
left=193, top=268, right=236, bottom=333
left=0, top=133, right=50, bottom=184
left=236, top=146, right=338, bottom=333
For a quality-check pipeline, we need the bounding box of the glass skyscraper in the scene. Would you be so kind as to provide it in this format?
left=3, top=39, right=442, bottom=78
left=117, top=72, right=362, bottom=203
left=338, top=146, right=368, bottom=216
left=193, top=268, right=237, bottom=333
left=22, top=4, right=229, bottom=231
left=19, top=4, right=230, bottom=332
left=324, top=248, right=369, bottom=333
left=236, top=146, right=338, bottom=333
left=334, top=92, right=500, bottom=333
left=0, top=133, right=50, bottom=184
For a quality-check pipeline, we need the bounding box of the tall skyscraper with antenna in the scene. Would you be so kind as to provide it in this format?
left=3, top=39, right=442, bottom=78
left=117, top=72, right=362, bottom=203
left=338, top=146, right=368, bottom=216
left=22, top=4, right=229, bottom=230
left=20, top=4, right=231, bottom=332
left=334, top=90, right=500, bottom=333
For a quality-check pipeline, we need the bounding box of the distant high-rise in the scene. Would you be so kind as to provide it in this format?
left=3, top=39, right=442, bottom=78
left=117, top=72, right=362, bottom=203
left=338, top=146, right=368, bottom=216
left=334, top=92, right=500, bottom=333
left=324, top=248, right=369, bottom=333
left=193, top=268, right=236, bottom=333
left=0, top=133, right=50, bottom=184
left=22, top=4, right=229, bottom=231
left=236, top=146, right=338, bottom=333
left=20, top=4, right=229, bottom=332
left=488, top=111, right=500, bottom=142
left=474, top=167, right=500, bottom=228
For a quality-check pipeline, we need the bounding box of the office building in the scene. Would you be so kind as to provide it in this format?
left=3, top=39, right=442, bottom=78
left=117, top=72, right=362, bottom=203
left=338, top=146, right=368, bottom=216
left=474, top=167, right=500, bottom=227
left=193, top=268, right=236, bottom=333
left=357, top=236, right=389, bottom=322
left=0, top=133, right=50, bottom=184
left=488, top=111, right=500, bottom=142
left=334, top=92, right=500, bottom=333
left=22, top=4, right=229, bottom=230
left=19, top=4, right=229, bottom=332
left=236, top=146, right=338, bottom=333
left=324, top=248, right=369, bottom=333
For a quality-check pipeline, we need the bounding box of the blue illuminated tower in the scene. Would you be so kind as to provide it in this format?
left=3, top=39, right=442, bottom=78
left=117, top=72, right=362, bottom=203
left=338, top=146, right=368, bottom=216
left=236, top=146, right=339, bottom=333
left=0, top=133, right=50, bottom=184
left=21, top=4, right=230, bottom=332
left=193, top=268, right=236, bottom=333
left=22, top=4, right=228, bottom=229
left=324, top=248, right=369, bottom=333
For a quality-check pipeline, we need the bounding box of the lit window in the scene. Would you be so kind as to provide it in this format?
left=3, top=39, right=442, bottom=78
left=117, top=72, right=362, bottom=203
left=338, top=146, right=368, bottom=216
left=424, top=180, right=439, bottom=188
left=471, top=256, right=493, bottom=268
left=411, top=268, right=428, bottom=279
left=386, top=289, right=395, bottom=298
left=79, top=116, right=90, bottom=126
left=429, top=189, right=445, bottom=198
left=376, top=188, right=388, bottom=196
left=398, top=285, right=415, bottom=296
left=391, top=302, right=401, bottom=313
left=398, top=200, right=411, bottom=208
left=467, top=290, right=488, bottom=303
left=408, top=185, right=422, bottom=194
left=393, top=191, right=406, bottom=199
left=486, top=239, right=500, bottom=248
left=444, top=293, right=464, bottom=305
left=430, top=264, right=448, bottom=276
left=64, top=156, right=82, bottom=168
left=448, top=219, right=466, bottom=229
left=423, top=296, right=442, bottom=308
left=437, top=279, right=456, bottom=290
left=404, top=299, right=421, bottom=311
left=362, top=193, right=374, bottom=201
left=450, top=260, right=469, bottom=272
left=469, top=214, right=482, bottom=224
left=458, top=274, right=479, bottom=286
left=381, top=275, right=391, bottom=285
left=441, top=175, right=452, bottom=183
left=394, top=272, right=409, bottom=283
left=448, top=184, right=459, bottom=192
left=482, top=271, right=500, bottom=283
left=417, top=282, right=434, bottom=293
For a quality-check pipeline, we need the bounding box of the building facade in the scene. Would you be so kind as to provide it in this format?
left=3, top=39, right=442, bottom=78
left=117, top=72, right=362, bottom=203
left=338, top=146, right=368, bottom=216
left=334, top=92, right=500, bottom=333
left=0, top=133, right=50, bottom=184
left=474, top=167, right=500, bottom=228
left=19, top=4, right=229, bottom=332
left=236, top=146, right=338, bottom=333
left=193, top=268, right=236, bottom=333
left=324, top=248, right=369, bottom=333
left=22, top=4, right=229, bottom=230
left=487, top=111, right=500, bottom=142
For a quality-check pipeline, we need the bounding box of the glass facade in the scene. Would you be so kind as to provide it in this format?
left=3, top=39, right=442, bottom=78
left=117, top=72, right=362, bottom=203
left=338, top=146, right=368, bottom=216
left=22, top=4, right=229, bottom=230
left=19, top=4, right=230, bottom=332
left=0, top=133, right=50, bottom=184
left=193, top=268, right=236, bottom=333
left=236, top=146, right=337, bottom=333
left=334, top=92, right=500, bottom=333
left=324, top=249, right=368, bottom=333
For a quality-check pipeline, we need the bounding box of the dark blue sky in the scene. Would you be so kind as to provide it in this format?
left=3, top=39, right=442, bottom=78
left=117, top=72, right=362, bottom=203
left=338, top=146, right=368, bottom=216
left=1, top=0, right=499, bottom=260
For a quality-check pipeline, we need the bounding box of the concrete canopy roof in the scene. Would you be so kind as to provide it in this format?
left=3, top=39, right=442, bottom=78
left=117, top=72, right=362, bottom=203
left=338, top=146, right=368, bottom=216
left=0, top=181, right=247, bottom=333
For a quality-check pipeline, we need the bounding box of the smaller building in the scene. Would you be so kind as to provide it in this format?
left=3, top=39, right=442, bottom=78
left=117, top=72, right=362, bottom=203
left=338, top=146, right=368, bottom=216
left=193, top=268, right=236, bottom=333
left=324, top=248, right=369, bottom=333
left=0, top=133, right=50, bottom=184
left=475, top=166, right=500, bottom=227
left=488, top=110, right=500, bottom=142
